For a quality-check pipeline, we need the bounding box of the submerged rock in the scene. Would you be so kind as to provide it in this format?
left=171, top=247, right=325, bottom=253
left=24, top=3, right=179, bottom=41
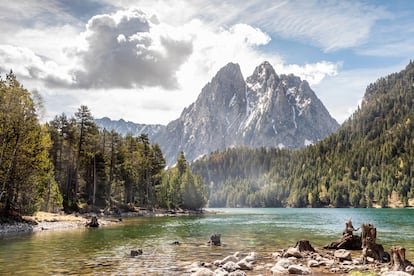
left=130, top=249, right=143, bottom=257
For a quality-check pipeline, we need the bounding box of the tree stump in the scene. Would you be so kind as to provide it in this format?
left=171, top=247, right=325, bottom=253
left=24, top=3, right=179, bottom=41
left=130, top=249, right=143, bottom=257
left=361, top=223, right=389, bottom=263
left=324, top=219, right=362, bottom=250
left=86, top=216, right=99, bottom=227
left=208, top=233, right=221, bottom=246
left=390, top=246, right=412, bottom=271
left=295, top=240, right=315, bottom=252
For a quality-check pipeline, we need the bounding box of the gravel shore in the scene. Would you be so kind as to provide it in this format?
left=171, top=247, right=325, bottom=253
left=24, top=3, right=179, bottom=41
left=0, top=211, right=118, bottom=236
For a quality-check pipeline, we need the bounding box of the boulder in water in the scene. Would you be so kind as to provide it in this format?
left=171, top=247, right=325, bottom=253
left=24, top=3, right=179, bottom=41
left=208, top=233, right=221, bottom=246
left=130, top=249, right=143, bottom=257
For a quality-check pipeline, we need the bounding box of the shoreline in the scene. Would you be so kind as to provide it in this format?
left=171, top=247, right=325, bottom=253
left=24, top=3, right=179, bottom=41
left=0, top=208, right=213, bottom=236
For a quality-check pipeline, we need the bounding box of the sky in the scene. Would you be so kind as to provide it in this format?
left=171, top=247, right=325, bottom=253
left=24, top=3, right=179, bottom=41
left=0, top=0, right=413, bottom=125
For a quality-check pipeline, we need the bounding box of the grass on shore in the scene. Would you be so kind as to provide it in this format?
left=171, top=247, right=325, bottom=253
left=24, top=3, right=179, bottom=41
left=24, top=211, right=87, bottom=223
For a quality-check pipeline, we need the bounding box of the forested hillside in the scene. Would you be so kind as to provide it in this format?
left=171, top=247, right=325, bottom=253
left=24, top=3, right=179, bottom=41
left=192, top=60, right=414, bottom=208
left=0, top=72, right=207, bottom=215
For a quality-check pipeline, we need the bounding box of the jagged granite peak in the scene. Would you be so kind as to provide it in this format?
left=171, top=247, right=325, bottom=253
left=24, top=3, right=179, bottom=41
left=152, top=62, right=248, bottom=164
left=94, top=117, right=164, bottom=139
left=246, top=61, right=279, bottom=91
left=152, top=61, right=339, bottom=165
left=239, top=62, right=339, bottom=149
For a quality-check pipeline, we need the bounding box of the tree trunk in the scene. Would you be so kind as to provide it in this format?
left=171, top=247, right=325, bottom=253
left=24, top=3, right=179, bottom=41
left=361, top=223, right=389, bottom=263
left=92, top=154, right=96, bottom=207
left=324, top=219, right=362, bottom=250
left=295, top=240, right=315, bottom=252
left=0, top=134, right=20, bottom=206
left=86, top=216, right=99, bottom=227
left=107, top=134, right=115, bottom=207
left=390, top=246, right=412, bottom=271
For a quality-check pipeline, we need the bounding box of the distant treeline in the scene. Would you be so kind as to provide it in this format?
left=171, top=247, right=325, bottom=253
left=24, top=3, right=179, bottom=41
left=0, top=72, right=206, bottom=215
left=192, top=60, right=414, bottom=208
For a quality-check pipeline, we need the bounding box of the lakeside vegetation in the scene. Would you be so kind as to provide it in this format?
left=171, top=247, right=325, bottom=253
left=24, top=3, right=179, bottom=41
left=192, top=60, right=414, bottom=208
left=0, top=72, right=207, bottom=215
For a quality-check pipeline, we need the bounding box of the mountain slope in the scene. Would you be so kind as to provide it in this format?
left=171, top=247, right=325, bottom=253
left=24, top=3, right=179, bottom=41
left=192, top=60, right=414, bottom=208
left=154, top=61, right=339, bottom=164
left=94, top=117, right=164, bottom=139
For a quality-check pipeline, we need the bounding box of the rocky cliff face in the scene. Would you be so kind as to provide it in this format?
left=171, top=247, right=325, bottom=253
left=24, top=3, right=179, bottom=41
left=153, top=61, right=339, bottom=165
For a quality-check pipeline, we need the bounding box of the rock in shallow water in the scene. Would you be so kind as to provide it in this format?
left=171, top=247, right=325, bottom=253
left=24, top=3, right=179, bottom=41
left=228, top=270, right=246, bottom=276
left=287, top=264, right=312, bottom=275
left=222, top=261, right=240, bottom=272
left=271, top=264, right=288, bottom=274
left=285, top=247, right=303, bottom=258
left=130, top=249, right=143, bottom=257
left=236, top=259, right=253, bottom=270
left=275, top=258, right=291, bottom=269
left=221, top=255, right=239, bottom=265
left=191, top=267, right=214, bottom=276
left=334, top=249, right=352, bottom=261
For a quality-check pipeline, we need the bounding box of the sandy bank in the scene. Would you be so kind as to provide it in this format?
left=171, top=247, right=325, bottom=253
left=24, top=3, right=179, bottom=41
left=0, top=211, right=118, bottom=236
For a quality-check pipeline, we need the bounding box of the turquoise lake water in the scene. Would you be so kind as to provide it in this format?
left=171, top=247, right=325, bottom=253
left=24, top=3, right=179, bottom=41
left=1, top=208, right=414, bottom=275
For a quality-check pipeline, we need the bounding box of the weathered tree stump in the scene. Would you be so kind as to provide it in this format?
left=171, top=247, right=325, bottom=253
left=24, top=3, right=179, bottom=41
left=208, top=233, right=221, bottom=246
left=324, top=219, right=362, bottom=250
left=361, top=223, right=389, bottom=263
left=86, top=216, right=99, bottom=227
left=130, top=249, right=143, bottom=257
left=343, top=219, right=359, bottom=236
left=295, top=240, right=315, bottom=252
left=390, top=246, right=412, bottom=271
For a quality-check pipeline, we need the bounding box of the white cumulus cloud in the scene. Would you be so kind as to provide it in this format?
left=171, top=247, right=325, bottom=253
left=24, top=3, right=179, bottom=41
left=0, top=44, right=73, bottom=87
left=72, top=8, right=193, bottom=89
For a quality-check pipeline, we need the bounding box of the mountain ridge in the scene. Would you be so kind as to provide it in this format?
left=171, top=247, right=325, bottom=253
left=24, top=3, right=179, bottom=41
left=94, top=117, right=164, bottom=139
left=96, top=61, right=339, bottom=165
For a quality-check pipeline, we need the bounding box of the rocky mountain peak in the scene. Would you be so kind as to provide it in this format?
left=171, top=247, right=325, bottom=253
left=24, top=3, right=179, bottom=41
left=246, top=61, right=279, bottom=92
left=101, top=61, right=339, bottom=165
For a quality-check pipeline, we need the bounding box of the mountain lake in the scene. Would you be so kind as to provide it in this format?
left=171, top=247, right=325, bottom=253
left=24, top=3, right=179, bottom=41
left=1, top=208, right=414, bottom=275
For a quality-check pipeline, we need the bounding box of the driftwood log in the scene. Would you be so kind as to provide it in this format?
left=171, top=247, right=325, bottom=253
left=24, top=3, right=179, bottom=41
left=324, top=219, right=361, bottom=250
left=361, top=223, right=389, bottom=263
left=390, top=246, right=413, bottom=271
